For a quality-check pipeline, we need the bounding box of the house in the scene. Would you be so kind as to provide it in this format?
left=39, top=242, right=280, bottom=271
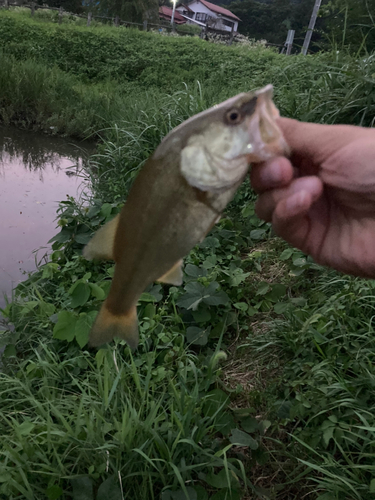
left=176, top=1, right=240, bottom=32
left=159, top=5, right=187, bottom=25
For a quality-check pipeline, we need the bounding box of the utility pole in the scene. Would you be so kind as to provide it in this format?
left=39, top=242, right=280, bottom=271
left=301, top=0, right=322, bottom=55
left=171, top=0, right=177, bottom=26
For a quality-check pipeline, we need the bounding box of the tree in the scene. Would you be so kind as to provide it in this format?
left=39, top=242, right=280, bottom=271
left=92, top=0, right=159, bottom=22
left=319, top=0, right=375, bottom=52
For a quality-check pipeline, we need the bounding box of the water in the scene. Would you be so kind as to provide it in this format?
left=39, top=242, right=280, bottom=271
left=0, top=126, right=93, bottom=309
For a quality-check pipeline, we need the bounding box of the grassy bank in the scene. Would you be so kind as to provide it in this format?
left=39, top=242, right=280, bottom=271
left=1, top=9, right=375, bottom=139
left=1, top=9, right=375, bottom=500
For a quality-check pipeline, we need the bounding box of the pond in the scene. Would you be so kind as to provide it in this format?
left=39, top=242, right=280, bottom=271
left=0, top=126, right=93, bottom=310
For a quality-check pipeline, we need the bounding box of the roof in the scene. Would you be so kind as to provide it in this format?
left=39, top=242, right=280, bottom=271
left=195, top=0, right=240, bottom=21
left=159, top=6, right=187, bottom=24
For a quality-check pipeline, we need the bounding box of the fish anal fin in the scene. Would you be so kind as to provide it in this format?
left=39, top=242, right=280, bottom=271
left=83, top=214, right=120, bottom=261
left=157, top=259, right=183, bottom=286
left=89, top=300, right=139, bottom=349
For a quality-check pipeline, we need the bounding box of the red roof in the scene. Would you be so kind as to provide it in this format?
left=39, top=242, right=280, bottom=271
left=159, top=6, right=187, bottom=24
left=198, top=0, right=240, bottom=21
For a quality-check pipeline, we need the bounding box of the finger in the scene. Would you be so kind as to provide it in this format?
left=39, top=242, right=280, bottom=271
left=250, top=156, right=294, bottom=193
left=271, top=190, right=314, bottom=249
left=255, top=176, right=323, bottom=222
left=278, top=118, right=375, bottom=173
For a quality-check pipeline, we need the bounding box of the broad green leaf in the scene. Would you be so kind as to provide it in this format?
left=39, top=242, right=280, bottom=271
left=293, top=257, right=307, bottom=267
left=259, top=420, right=272, bottom=434
left=241, top=204, right=254, bottom=218
left=147, top=284, right=163, bottom=301
left=277, top=401, right=292, bottom=419
left=100, top=203, right=113, bottom=219
left=210, top=489, right=241, bottom=500
left=48, top=227, right=73, bottom=244
left=20, top=301, right=39, bottom=315
left=97, top=476, right=122, bottom=500
left=247, top=306, right=258, bottom=316
left=184, top=281, right=206, bottom=295
left=233, top=302, right=248, bottom=312
left=250, top=229, right=266, bottom=240
left=143, top=303, right=156, bottom=319
left=75, top=312, right=97, bottom=348
left=205, top=469, right=230, bottom=489
left=256, top=282, right=270, bottom=296
left=229, top=429, right=258, bottom=449
left=279, top=248, right=293, bottom=260
left=186, top=326, right=208, bottom=346
left=74, top=233, right=92, bottom=245
left=241, top=417, right=259, bottom=433
left=176, top=294, right=202, bottom=310
left=46, top=485, right=63, bottom=500
left=203, top=290, right=229, bottom=306
left=192, top=485, right=208, bottom=500
left=3, top=344, right=17, bottom=357
left=39, top=301, right=56, bottom=317
left=69, top=283, right=91, bottom=308
left=89, top=283, right=105, bottom=300
left=214, top=411, right=236, bottom=436
left=370, top=479, right=375, bottom=494
left=192, top=306, right=211, bottom=323
left=53, top=311, right=77, bottom=342
left=274, top=302, right=289, bottom=314
left=138, top=292, right=156, bottom=303
left=42, top=263, right=59, bottom=279
left=267, top=284, right=287, bottom=302
left=204, top=389, right=230, bottom=417
left=323, top=426, right=335, bottom=447
left=184, top=264, right=207, bottom=278
left=70, top=476, right=94, bottom=500
left=166, top=487, right=197, bottom=500
left=87, top=205, right=101, bottom=218
left=200, top=236, right=220, bottom=248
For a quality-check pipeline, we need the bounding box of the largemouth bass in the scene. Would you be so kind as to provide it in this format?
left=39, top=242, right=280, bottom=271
left=84, top=85, right=288, bottom=348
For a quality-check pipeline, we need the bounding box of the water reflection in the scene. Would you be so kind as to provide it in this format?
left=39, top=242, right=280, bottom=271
left=0, top=126, right=94, bottom=308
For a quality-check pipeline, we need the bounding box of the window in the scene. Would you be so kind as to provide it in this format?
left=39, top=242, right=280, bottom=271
left=195, top=12, right=208, bottom=22
left=222, top=19, right=234, bottom=28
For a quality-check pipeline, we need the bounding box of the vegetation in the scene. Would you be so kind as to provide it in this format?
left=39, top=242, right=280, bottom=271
left=1, top=7, right=375, bottom=500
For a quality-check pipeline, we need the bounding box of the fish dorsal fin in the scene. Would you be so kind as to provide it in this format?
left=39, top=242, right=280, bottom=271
left=83, top=214, right=119, bottom=261
left=157, top=259, right=183, bottom=286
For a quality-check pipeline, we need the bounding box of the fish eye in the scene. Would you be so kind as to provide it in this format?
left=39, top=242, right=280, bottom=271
left=225, top=108, right=242, bottom=125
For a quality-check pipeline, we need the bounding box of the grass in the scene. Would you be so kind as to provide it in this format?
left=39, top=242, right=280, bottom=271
left=1, top=10, right=375, bottom=500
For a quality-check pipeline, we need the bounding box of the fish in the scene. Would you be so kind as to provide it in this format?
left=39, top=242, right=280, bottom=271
left=83, top=85, right=288, bottom=348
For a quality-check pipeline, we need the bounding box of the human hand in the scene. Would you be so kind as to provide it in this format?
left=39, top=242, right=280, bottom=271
left=250, top=118, right=375, bottom=278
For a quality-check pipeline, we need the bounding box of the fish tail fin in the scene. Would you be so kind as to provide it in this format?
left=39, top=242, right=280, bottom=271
left=89, top=300, right=139, bottom=349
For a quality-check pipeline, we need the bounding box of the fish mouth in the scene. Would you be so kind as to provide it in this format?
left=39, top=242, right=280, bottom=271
left=246, top=85, right=289, bottom=162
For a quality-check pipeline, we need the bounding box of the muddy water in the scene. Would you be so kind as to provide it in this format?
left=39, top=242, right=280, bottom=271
left=0, top=126, right=93, bottom=309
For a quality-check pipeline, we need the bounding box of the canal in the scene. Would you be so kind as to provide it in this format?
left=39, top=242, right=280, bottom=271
left=0, top=126, right=93, bottom=309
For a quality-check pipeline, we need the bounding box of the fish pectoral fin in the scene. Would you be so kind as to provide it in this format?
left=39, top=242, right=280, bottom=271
left=89, top=300, right=139, bottom=349
left=157, top=259, right=183, bottom=286
left=83, top=214, right=120, bottom=261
